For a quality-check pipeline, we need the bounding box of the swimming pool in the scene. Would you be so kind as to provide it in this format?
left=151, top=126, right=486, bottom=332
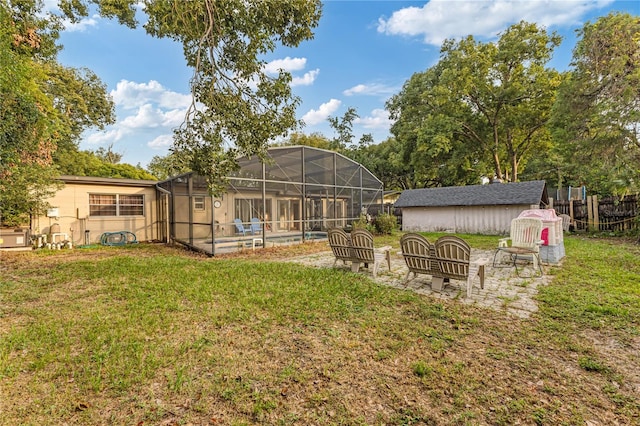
left=200, top=231, right=328, bottom=253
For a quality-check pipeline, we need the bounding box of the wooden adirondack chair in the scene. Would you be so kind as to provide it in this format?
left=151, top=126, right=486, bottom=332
left=328, top=228, right=355, bottom=268
left=399, top=233, right=438, bottom=285
left=434, top=235, right=486, bottom=297
left=349, top=229, right=391, bottom=278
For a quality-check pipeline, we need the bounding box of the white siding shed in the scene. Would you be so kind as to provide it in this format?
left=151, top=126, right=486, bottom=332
left=395, top=181, right=548, bottom=235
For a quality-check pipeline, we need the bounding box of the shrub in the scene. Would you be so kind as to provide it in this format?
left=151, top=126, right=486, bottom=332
left=373, top=213, right=397, bottom=234
left=351, top=213, right=375, bottom=233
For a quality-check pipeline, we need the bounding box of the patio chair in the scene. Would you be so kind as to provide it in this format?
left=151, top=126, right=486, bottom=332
left=250, top=217, right=262, bottom=235
left=234, top=218, right=248, bottom=236
left=434, top=235, right=486, bottom=297
left=350, top=229, right=391, bottom=278
left=494, top=217, right=544, bottom=276
left=399, top=233, right=438, bottom=285
left=328, top=228, right=355, bottom=268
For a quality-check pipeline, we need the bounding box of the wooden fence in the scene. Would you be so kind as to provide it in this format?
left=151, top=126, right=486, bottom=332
left=552, top=194, right=639, bottom=232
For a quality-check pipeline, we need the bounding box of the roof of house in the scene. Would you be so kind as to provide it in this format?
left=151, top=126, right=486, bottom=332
left=394, top=180, right=548, bottom=208
left=59, top=175, right=158, bottom=187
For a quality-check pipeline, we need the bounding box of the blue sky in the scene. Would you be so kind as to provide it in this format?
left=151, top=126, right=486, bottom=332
left=53, top=0, right=639, bottom=168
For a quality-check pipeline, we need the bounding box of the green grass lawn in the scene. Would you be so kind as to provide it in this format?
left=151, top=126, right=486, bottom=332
left=1, top=234, right=639, bottom=425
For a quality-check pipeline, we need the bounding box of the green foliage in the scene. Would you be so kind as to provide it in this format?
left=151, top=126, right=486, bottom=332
left=1, top=4, right=58, bottom=225
left=351, top=212, right=397, bottom=235
left=550, top=12, right=640, bottom=196
left=345, top=137, right=415, bottom=191
left=140, top=0, right=322, bottom=195
left=146, top=151, right=192, bottom=180
left=387, top=21, right=561, bottom=185
left=578, top=356, right=610, bottom=374
left=0, top=1, right=114, bottom=226
left=411, top=360, right=432, bottom=378
left=278, top=131, right=332, bottom=150
left=372, top=213, right=397, bottom=235
left=93, top=144, right=122, bottom=164
left=351, top=213, right=375, bottom=233
left=328, top=107, right=358, bottom=151
left=54, top=148, right=156, bottom=180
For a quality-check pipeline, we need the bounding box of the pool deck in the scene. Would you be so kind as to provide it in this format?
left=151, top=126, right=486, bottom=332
left=178, top=231, right=327, bottom=255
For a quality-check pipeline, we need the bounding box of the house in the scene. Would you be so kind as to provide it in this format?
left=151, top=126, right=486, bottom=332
left=26, top=146, right=384, bottom=254
left=31, top=175, right=160, bottom=246
left=394, top=180, right=549, bottom=235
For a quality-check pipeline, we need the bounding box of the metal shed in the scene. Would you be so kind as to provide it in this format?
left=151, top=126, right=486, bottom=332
left=394, top=181, right=548, bottom=235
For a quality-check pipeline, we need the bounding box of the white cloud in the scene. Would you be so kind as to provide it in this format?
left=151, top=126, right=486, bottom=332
left=85, top=128, right=129, bottom=145
left=264, top=57, right=307, bottom=74
left=356, top=109, right=394, bottom=130
left=377, top=0, right=614, bottom=45
left=41, top=1, right=100, bottom=32
left=82, top=80, right=188, bottom=158
left=120, top=104, right=185, bottom=129
left=111, top=80, right=191, bottom=110
left=343, top=83, right=397, bottom=97
left=85, top=102, right=183, bottom=151
left=292, top=69, right=319, bottom=87
left=63, top=15, right=99, bottom=32
left=147, top=134, right=174, bottom=149
left=162, top=109, right=187, bottom=127
left=263, top=57, right=318, bottom=87
left=302, top=99, right=342, bottom=126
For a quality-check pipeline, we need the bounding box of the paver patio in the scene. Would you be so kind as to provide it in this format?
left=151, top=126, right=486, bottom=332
left=287, top=249, right=555, bottom=318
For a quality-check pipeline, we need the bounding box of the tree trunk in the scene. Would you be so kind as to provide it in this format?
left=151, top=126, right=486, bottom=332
left=493, top=151, right=503, bottom=181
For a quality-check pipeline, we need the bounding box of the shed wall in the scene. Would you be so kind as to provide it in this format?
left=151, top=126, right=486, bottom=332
left=401, top=204, right=538, bottom=235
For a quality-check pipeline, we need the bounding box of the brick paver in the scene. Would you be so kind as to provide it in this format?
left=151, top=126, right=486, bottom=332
left=287, top=249, right=554, bottom=318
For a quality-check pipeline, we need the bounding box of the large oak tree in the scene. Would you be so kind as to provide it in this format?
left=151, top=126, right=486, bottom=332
left=387, top=21, right=562, bottom=186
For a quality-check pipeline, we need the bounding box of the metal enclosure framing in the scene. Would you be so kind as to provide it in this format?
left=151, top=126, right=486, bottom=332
left=156, top=146, right=384, bottom=255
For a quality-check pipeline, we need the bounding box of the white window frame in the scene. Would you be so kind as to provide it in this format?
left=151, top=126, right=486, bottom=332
left=193, top=196, right=206, bottom=211
left=89, top=194, right=145, bottom=217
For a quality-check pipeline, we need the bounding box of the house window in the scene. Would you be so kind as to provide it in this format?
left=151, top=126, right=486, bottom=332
left=89, top=194, right=144, bottom=217
left=194, top=196, right=205, bottom=211
left=89, top=194, right=116, bottom=216
left=118, top=195, right=144, bottom=216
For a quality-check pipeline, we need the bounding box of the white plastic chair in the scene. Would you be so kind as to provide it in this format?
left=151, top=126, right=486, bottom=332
left=494, top=217, right=544, bottom=276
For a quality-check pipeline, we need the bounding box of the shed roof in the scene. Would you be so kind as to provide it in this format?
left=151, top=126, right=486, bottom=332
left=394, top=180, right=548, bottom=208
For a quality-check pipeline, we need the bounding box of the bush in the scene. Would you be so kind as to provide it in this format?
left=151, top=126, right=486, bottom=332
left=373, top=213, right=397, bottom=234
left=351, top=213, right=375, bottom=233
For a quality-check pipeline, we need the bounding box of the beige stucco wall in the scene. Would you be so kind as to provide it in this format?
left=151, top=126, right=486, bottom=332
left=400, top=204, right=539, bottom=235
left=32, top=182, right=158, bottom=245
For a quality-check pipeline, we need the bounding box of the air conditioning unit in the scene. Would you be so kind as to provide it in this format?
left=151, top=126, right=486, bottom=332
left=0, top=228, right=31, bottom=248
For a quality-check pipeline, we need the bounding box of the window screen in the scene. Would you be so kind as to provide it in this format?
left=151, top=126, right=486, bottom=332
left=89, top=194, right=144, bottom=217
left=89, top=194, right=117, bottom=216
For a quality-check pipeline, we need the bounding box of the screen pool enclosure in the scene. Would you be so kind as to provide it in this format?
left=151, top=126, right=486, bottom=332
left=156, top=146, right=384, bottom=255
